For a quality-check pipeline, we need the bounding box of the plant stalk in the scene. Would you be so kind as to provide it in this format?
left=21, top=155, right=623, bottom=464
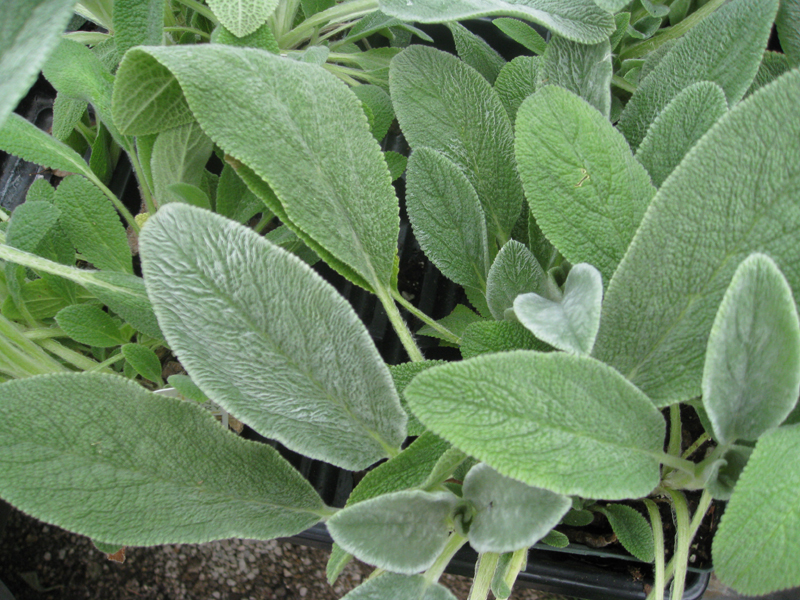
left=376, top=287, right=424, bottom=362
left=0, top=315, right=67, bottom=374
left=469, top=553, right=500, bottom=600
left=279, top=0, right=379, bottom=48
left=172, top=0, right=218, bottom=23
left=644, top=499, right=666, bottom=600
left=391, top=288, right=460, bottom=344
left=424, top=533, right=467, bottom=584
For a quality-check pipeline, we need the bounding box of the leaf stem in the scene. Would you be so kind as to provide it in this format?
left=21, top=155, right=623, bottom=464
left=0, top=314, right=67, bottom=374
left=682, top=432, right=710, bottom=460
left=377, top=287, right=424, bottom=362
left=390, top=288, right=460, bottom=345
left=88, top=172, right=140, bottom=234
left=163, top=26, right=211, bottom=40
left=657, top=451, right=697, bottom=476
left=424, top=532, right=467, bottom=584
left=126, top=149, right=156, bottom=216
left=611, top=74, right=637, bottom=93
left=172, top=0, right=218, bottom=24
left=38, top=338, right=112, bottom=373
left=667, top=404, right=682, bottom=457
left=664, top=489, right=691, bottom=600
left=644, top=499, right=665, bottom=600
left=279, top=0, right=379, bottom=48
left=469, top=553, right=500, bottom=600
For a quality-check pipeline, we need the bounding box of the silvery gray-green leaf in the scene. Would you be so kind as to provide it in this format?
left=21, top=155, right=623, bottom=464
left=486, top=240, right=547, bottom=320
left=514, top=263, right=603, bottom=355
left=167, top=183, right=211, bottom=210
left=0, top=373, right=327, bottom=545
left=635, top=81, right=727, bottom=188
left=593, top=68, right=800, bottom=406
left=54, top=175, right=133, bottom=273
left=206, top=0, right=278, bottom=37
left=447, top=22, right=506, bottom=84
left=123, top=45, right=399, bottom=294
left=0, top=0, right=78, bottom=128
left=327, top=490, right=457, bottom=574
left=113, top=0, right=164, bottom=60
left=626, top=14, right=661, bottom=40
left=592, top=0, right=630, bottom=11
left=538, top=35, right=612, bottom=118
left=140, top=203, right=406, bottom=471
left=713, top=424, right=800, bottom=595
left=617, top=0, right=778, bottom=151
left=776, top=0, right=800, bottom=67
left=515, top=85, right=655, bottom=283
left=263, top=225, right=319, bottom=266
left=352, top=85, right=394, bottom=142
left=121, top=343, right=163, bottom=384
left=378, top=0, right=615, bottom=44
left=88, top=123, right=113, bottom=185
left=215, top=163, right=264, bottom=224
left=637, top=38, right=675, bottom=83
left=460, top=320, right=549, bottom=359
left=151, top=122, right=214, bottom=207
left=702, top=254, right=800, bottom=445
left=340, top=573, right=457, bottom=600
left=390, top=45, right=523, bottom=247
left=494, top=56, right=539, bottom=122
left=52, top=94, right=87, bottom=141
left=390, top=360, right=448, bottom=436
left=212, top=22, right=281, bottom=52
left=416, top=305, right=484, bottom=342
left=609, top=12, right=630, bottom=51
left=167, top=374, right=208, bottom=403
left=746, top=51, right=792, bottom=97
left=462, top=463, right=571, bottom=553
left=55, top=304, right=128, bottom=347
left=406, top=147, right=490, bottom=292
left=403, top=352, right=665, bottom=499
left=492, top=18, right=547, bottom=55
left=706, top=445, right=752, bottom=501
left=599, top=504, right=654, bottom=562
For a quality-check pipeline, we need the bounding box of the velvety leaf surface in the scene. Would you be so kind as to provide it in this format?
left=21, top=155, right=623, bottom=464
left=514, top=263, right=603, bottom=355
left=126, top=45, right=399, bottom=293
left=486, top=240, right=546, bottom=321
left=494, top=56, right=539, bottom=122
left=538, top=36, right=612, bottom=118
left=0, top=373, right=326, bottom=545
left=746, top=51, right=792, bottom=96
left=713, top=424, right=800, bottom=595
left=51, top=94, right=87, bottom=141
left=327, top=490, right=457, bottom=574
left=707, top=445, right=752, bottom=501
left=776, top=0, right=800, bottom=66
left=617, top=0, right=777, bottom=151
left=406, top=147, right=490, bottom=292
left=417, top=305, right=483, bottom=342
left=600, top=504, right=654, bottom=562
left=702, top=254, right=800, bottom=444
left=121, top=343, right=163, bottom=384
left=404, top=352, right=665, bottom=499
left=352, top=85, right=394, bottom=142
left=339, top=573, right=456, bottom=600
left=140, top=204, right=406, bottom=470
left=462, top=463, right=570, bottom=553
left=55, top=304, right=128, bottom=347
left=390, top=361, right=447, bottom=436
left=215, top=163, right=264, bottom=224
left=635, top=81, right=727, bottom=187
left=54, top=175, right=133, bottom=273
left=515, top=86, right=655, bottom=283
left=151, top=122, right=214, bottom=207
left=206, top=0, right=278, bottom=37
left=0, top=0, right=78, bottom=128
left=593, top=68, right=800, bottom=406
left=492, top=18, right=547, bottom=55
left=447, top=22, right=505, bottom=84
left=391, top=46, right=522, bottom=246
left=460, top=320, right=549, bottom=358
left=113, top=0, right=163, bottom=59
left=378, top=0, right=615, bottom=44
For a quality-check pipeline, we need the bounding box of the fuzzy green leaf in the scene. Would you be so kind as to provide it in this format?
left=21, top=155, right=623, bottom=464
left=378, top=0, right=615, bottom=44
left=417, top=305, right=483, bottom=342
left=707, top=445, right=752, bottom=501
left=206, top=0, right=278, bottom=37
left=746, top=51, right=792, bottom=97
left=113, top=0, right=164, bottom=59
left=0, top=373, right=326, bottom=545
left=390, top=361, right=447, bottom=436
left=215, top=163, right=264, bottom=223
left=494, top=56, right=540, bottom=122
left=0, top=0, right=78, bottom=128
left=593, top=68, right=800, bottom=406
left=447, top=22, right=506, bottom=84
left=702, top=254, right=800, bottom=444
left=340, top=573, right=457, bottom=600
left=635, top=81, right=727, bottom=188
left=119, top=45, right=399, bottom=293
left=140, top=203, right=406, bottom=470
left=540, top=530, right=569, bottom=548
left=352, top=85, right=394, bottom=142
left=327, top=490, right=457, bottom=574
left=406, top=147, right=490, bottom=292
left=776, top=0, right=800, bottom=67
left=493, top=18, right=547, bottom=55
left=404, top=352, right=665, bottom=499
left=600, top=504, right=654, bottom=562
left=460, top=320, right=549, bottom=358
left=463, top=463, right=571, bottom=553
left=514, top=263, right=603, bottom=355
left=515, top=86, right=655, bottom=283
left=713, top=424, right=800, bottom=595
left=384, top=151, right=407, bottom=181
left=52, top=94, right=87, bottom=141
left=617, top=0, right=777, bottom=151
left=391, top=45, right=523, bottom=246
left=54, top=175, right=132, bottom=273
left=151, top=122, right=213, bottom=207
left=486, top=240, right=547, bottom=321
left=55, top=304, right=128, bottom=347
left=121, top=343, right=163, bottom=384
left=538, top=36, right=612, bottom=118
left=167, top=374, right=207, bottom=403
left=212, top=22, right=280, bottom=52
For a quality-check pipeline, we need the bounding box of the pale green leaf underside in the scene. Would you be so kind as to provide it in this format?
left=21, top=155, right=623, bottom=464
left=406, top=147, right=490, bottom=291
left=713, top=424, right=800, bottom=595
left=151, top=121, right=214, bottom=207
left=447, top=22, right=506, bottom=85
left=635, top=81, right=727, bottom=188
left=119, top=45, right=399, bottom=292
left=600, top=504, right=654, bottom=562
left=0, top=373, right=325, bottom=546
left=617, top=0, right=778, bottom=151
left=207, top=0, right=278, bottom=37
left=486, top=239, right=546, bottom=321
left=593, top=68, right=800, bottom=406
left=514, top=263, right=603, bottom=355
left=340, top=572, right=457, bottom=600
left=140, top=204, right=406, bottom=471
left=0, top=0, right=78, bottom=128
left=390, top=45, right=522, bottom=246
left=463, top=463, right=571, bottom=553
left=327, top=490, right=457, bottom=574
left=404, top=352, right=665, bottom=499
left=378, top=0, right=615, bottom=44
left=515, top=85, right=655, bottom=284
left=702, top=254, right=800, bottom=444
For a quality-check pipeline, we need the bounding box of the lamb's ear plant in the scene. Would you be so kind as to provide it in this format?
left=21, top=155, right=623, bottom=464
left=2, top=0, right=800, bottom=599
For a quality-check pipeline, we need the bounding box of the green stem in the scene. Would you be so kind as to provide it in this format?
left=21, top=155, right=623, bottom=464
left=664, top=489, right=691, bottom=600
left=619, top=0, right=726, bottom=60
left=88, top=351, right=126, bottom=372
left=503, top=548, right=528, bottom=595
left=657, top=451, right=698, bottom=476
left=611, top=74, right=637, bottom=94
left=253, top=213, right=274, bottom=234
left=644, top=499, right=665, bottom=600
left=667, top=404, right=682, bottom=459
left=376, top=288, right=424, bottom=362
left=38, top=339, right=111, bottom=372
left=23, top=327, right=67, bottom=341
left=173, top=0, right=217, bottom=23
left=163, top=26, right=211, bottom=39
left=390, top=289, right=460, bottom=345
left=279, top=0, right=379, bottom=48
left=0, top=334, right=49, bottom=378
left=0, top=315, right=67, bottom=374
left=424, top=533, right=468, bottom=584
left=469, top=553, right=500, bottom=600
left=682, top=432, right=710, bottom=460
